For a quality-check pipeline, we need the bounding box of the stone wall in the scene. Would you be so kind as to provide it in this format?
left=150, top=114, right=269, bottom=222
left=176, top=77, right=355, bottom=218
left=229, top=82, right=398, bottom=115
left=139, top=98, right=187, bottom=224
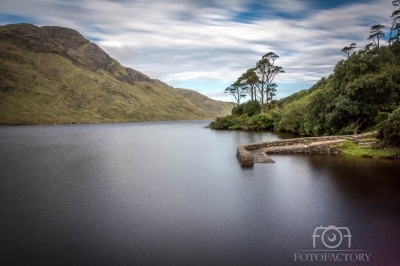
left=265, top=143, right=342, bottom=154
left=243, top=136, right=343, bottom=151
left=236, top=132, right=377, bottom=166
left=236, top=146, right=254, bottom=167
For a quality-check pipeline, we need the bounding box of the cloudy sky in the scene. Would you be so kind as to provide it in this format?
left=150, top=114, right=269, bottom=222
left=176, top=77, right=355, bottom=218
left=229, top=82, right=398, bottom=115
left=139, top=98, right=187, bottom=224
left=0, top=0, right=395, bottom=101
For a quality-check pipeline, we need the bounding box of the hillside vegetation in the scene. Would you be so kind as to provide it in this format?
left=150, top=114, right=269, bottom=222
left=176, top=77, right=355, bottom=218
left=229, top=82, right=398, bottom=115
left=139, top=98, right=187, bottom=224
left=274, top=45, right=400, bottom=136
left=173, top=88, right=233, bottom=119
left=0, top=23, right=234, bottom=125
left=210, top=1, right=400, bottom=146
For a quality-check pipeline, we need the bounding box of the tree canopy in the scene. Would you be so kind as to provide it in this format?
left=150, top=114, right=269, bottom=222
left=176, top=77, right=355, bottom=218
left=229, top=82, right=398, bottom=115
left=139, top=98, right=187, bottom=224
left=211, top=1, right=400, bottom=144
left=223, top=52, right=284, bottom=113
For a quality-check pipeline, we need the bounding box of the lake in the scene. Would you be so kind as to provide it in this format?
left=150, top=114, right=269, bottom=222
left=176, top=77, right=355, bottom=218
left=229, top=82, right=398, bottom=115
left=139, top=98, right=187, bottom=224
left=1, top=120, right=399, bottom=265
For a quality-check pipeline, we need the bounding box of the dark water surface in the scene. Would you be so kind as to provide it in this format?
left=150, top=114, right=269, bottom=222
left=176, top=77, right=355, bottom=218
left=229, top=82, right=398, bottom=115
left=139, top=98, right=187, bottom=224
left=1, top=121, right=399, bottom=265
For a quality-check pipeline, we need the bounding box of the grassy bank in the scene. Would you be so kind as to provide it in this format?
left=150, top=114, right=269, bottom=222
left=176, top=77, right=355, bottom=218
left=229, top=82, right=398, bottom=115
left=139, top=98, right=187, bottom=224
left=334, top=141, right=400, bottom=159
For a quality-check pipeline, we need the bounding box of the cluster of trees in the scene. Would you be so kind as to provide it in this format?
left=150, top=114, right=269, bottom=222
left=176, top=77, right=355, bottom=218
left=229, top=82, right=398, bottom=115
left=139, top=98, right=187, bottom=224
left=225, top=52, right=284, bottom=113
left=342, top=0, right=399, bottom=54
left=211, top=1, right=400, bottom=145
left=275, top=1, right=400, bottom=139
left=210, top=100, right=276, bottom=130
left=276, top=44, right=400, bottom=135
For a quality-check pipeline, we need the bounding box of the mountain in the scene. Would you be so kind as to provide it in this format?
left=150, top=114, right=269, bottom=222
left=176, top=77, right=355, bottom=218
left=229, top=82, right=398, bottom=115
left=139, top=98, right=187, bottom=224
left=0, top=23, right=234, bottom=125
left=172, top=88, right=233, bottom=119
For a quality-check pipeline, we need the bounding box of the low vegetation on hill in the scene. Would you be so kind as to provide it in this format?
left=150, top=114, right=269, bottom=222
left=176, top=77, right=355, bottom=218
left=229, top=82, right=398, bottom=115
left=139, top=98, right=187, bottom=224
left=172, top=88, right=233, bottom=119
left=0, top=23, right=234, bottom=125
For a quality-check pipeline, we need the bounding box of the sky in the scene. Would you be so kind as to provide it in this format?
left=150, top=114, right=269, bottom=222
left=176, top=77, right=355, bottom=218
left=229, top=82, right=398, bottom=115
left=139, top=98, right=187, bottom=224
left=0, top=0, right=395, bottom=102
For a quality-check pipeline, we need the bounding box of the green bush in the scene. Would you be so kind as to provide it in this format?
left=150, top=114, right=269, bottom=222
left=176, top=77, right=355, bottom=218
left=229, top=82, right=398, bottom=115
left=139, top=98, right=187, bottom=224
left=231, top=101, right=261, bottom=116
left=377, top=106, right=400, bottom=146
left=274, top=96, right=310, bottom=135
left=209, top=115, right=238, bottom=129
left=209, top=112, right=274, bottom=130
left=247, top=113, right=274, bottom=130
left=231, top=104, right=244, bottom=115
left=374, top=112, right=390, bottom=124
left=243, top=100, right=261, bottom=116
left=229, top=114, right=249, bottom=130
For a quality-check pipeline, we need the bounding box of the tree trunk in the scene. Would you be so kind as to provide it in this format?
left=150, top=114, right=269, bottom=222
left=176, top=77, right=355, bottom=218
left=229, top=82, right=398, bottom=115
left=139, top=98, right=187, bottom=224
left=353, top=117, right=367, bottom=135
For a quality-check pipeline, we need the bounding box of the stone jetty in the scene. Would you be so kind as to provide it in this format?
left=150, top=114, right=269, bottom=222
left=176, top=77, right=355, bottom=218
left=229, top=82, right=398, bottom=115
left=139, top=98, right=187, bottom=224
left=237, top=131, right=377, bottom=166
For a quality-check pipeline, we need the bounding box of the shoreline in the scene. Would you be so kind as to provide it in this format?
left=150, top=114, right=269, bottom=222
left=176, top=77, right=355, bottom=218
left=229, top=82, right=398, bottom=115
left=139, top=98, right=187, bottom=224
left=0, top=118, right=214, bottom=127
left=236, top=131, right=398, bottom=166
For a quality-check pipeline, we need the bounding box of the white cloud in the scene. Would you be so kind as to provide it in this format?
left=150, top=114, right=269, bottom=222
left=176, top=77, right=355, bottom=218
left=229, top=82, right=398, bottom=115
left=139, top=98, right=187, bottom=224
left=0, top=0, right=395, bottom=101
left=268, top=0, right=310, bottom=13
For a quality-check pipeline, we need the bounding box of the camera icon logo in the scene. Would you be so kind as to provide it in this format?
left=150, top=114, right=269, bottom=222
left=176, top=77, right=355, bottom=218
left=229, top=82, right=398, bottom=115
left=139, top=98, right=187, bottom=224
left=312, top=225, right=352, bottom=249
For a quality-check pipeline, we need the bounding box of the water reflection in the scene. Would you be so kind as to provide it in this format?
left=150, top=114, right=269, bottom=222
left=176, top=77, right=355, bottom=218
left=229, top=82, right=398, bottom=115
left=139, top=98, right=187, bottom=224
left=0, top=122, right=399, bottom=265
left=300, top=154, right=400, bottom=207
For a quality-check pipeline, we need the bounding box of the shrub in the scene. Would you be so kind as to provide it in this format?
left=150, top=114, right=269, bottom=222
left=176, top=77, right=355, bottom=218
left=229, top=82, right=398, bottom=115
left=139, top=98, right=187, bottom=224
left=377, top=106, right=400, bottom=146
left=374, top=112, right=390, bottom=124
left=243, top=100, right=261, bottom=116
left=231, top=104, right=244, bottom=115
left=228, top=114, right=248, bottom=130
left=209, top=115, right=238, bottom=129
left=244, top=113, right=274, bottom=130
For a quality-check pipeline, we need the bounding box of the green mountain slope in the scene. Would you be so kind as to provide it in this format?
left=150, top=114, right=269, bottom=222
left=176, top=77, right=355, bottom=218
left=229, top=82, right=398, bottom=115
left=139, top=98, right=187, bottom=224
left=173, top=88, right=233, bottom=118
left=0, top=23, right=234, bottom=125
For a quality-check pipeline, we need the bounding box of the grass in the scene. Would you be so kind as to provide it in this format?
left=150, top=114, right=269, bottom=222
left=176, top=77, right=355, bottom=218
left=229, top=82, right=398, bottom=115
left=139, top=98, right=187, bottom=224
left=0, top=52, right=230, bottom=124
left=337, top=141, right=400, bottom=159
left=173, top=88, right=234, bottom=118
left=0, top=24, right=234, bottom=125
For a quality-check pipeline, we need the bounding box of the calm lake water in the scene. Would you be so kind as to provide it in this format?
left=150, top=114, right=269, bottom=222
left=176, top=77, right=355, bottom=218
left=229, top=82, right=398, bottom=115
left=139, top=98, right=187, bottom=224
left=1, top=120, right=399, bottom=266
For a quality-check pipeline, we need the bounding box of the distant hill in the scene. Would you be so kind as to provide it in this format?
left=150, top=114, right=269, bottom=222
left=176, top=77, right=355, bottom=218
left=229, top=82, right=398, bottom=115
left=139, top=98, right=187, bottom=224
left=0, top=23, right=234, bottom=125
left=173, top=88, right=233, bottom=119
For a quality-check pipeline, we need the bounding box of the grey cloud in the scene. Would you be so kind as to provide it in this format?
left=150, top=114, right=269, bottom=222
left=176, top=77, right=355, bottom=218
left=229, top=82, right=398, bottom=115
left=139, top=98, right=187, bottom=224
left=0, top=0, right=394, bottom=100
